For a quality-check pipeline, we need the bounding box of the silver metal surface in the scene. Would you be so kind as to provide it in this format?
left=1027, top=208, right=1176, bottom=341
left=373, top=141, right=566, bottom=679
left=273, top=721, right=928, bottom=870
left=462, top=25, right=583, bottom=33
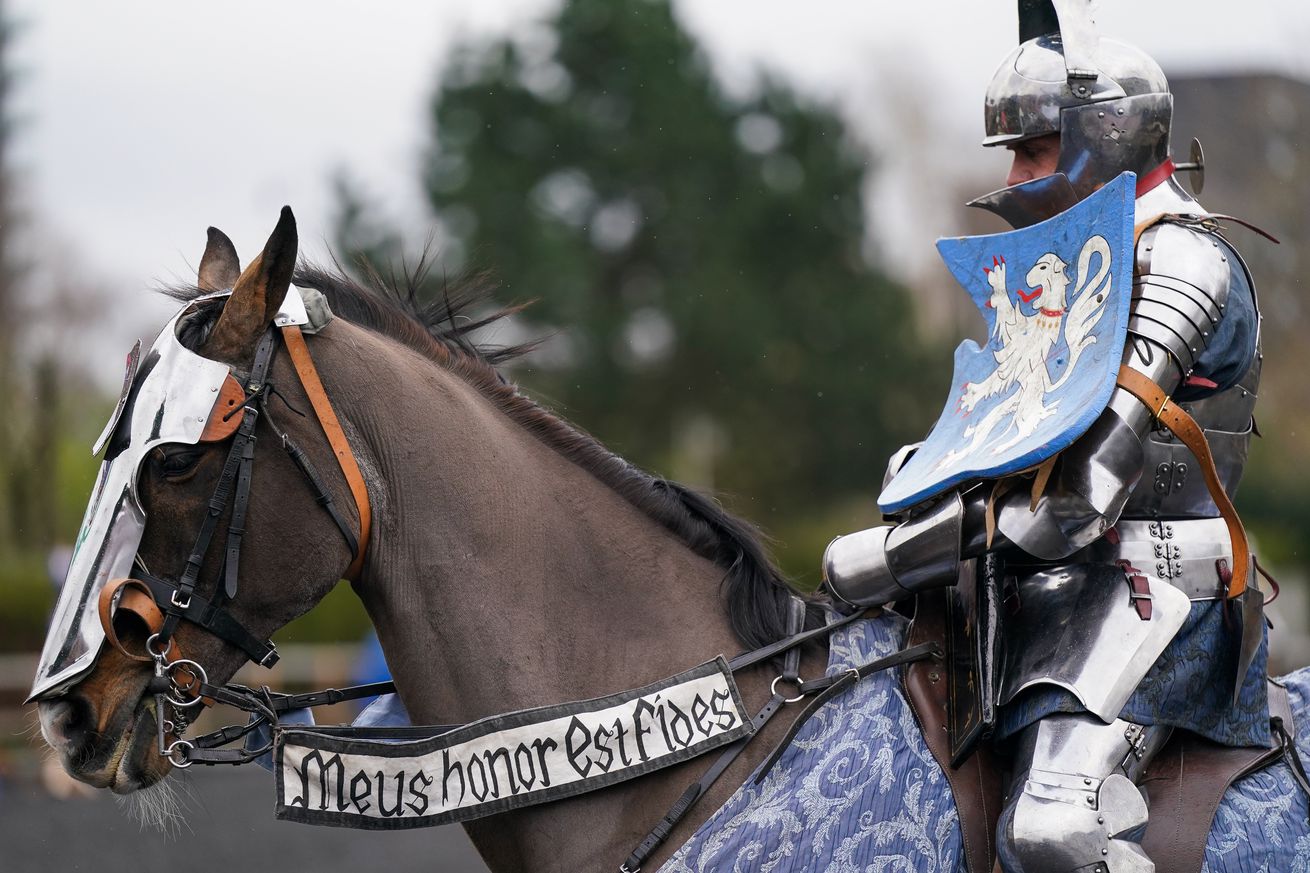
left=823, top=493, right=964, bottom=608
left=274, top=284, right=311, bottom=328
left=882, top=441, right=923, bottom=494
left=980, top=26, right=1173, bottom=219
left=92, top=340, right=142, bottom=456
left=1123, top=224, right=1257, bottom=519
left=823, top=526, right=905, bottom=608
left=997, top=564, right=1189, bottom=721
left=993, top=404, right=1144, bottom=559
left=1000, top=713, right=1164, bottom=873
left=1134, top=174, right=1200, bottom=222
left=885, top=493, right=964, bottom=591
left=1133, top=377, right=1258, bottom=519
left=1078, top=518, right=1231, bottom=600
left=967, top=173, right=1081, bottom=231
left=29, top=287, right=310, bottom=701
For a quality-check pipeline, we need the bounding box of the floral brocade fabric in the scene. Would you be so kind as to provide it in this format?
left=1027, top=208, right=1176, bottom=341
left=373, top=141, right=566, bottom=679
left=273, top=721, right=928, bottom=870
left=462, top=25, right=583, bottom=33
left=661, top=612, right=963, bottom=872
left=661, top=613, right=1310, bottom=873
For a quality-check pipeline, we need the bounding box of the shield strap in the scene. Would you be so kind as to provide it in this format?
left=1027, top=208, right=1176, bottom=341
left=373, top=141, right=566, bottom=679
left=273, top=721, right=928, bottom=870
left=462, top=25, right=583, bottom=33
left=1115, top=364, right=1250, bottom=598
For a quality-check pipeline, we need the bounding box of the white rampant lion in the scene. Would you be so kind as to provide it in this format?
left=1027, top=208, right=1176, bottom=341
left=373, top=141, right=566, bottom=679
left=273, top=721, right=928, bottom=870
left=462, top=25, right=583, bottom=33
left=937, top=235, right=1113, bottom=471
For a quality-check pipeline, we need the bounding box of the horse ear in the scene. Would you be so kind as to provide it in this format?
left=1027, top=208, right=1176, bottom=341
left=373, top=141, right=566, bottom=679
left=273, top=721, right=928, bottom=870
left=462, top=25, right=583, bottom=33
left=206, top=207, right=298, bottom=364
left=197, top=227, right=240, bottom=292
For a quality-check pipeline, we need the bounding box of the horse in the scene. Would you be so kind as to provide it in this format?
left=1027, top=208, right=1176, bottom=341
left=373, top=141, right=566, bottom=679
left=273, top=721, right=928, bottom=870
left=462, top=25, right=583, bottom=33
left=32, top=210, right=1310, bottom=872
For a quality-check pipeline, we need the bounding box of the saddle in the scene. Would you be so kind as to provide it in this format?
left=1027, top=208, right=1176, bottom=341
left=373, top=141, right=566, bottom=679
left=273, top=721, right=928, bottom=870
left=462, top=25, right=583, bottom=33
left=903, top=587, right=1294, bottom=873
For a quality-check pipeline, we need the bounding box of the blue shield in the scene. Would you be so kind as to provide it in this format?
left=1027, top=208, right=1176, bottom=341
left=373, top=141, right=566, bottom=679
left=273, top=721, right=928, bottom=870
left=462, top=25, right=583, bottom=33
left=878, top=173, right=1136, bottom=514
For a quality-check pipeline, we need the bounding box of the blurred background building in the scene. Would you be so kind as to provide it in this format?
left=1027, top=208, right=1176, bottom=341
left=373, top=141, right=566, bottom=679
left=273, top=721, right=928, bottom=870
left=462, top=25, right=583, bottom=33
left=1, top=1, right=1307, bottom=869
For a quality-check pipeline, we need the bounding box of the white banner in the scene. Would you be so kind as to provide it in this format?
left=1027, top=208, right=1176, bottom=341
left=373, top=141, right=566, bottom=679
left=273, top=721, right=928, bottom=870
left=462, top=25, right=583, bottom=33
left=275, top=657, right=751, bottom=829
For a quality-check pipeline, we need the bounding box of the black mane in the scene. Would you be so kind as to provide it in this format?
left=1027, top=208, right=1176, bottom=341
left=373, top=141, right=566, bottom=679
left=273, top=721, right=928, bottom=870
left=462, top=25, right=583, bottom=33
left=164, top=261, right=819, bottom=648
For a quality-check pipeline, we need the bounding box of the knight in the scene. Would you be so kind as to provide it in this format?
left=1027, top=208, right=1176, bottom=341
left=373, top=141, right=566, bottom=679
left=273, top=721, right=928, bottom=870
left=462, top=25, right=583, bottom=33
left=823, top=2, right=1269, bottom=870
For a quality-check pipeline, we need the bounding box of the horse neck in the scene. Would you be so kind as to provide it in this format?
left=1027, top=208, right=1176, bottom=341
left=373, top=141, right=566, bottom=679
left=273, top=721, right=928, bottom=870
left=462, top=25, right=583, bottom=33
left=320, top=322, right=743, bottom=724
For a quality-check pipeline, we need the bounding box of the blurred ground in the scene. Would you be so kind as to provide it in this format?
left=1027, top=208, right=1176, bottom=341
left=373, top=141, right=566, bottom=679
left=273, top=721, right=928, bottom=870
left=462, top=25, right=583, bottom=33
left=1, top=763, right=491, bottom=873
left=0, top=643, right=491, bottom=873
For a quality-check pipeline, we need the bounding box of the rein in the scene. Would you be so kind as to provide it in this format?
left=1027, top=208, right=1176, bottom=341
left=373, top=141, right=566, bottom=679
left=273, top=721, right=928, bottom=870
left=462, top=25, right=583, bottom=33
left=151, top=600, right=937, bottom=872
left=97, top=318, right=939, bottom=869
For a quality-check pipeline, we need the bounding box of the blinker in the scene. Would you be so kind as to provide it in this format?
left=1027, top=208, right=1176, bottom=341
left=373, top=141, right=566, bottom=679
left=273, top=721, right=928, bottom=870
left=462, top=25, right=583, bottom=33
left=28, top=288, right=310, bottom=703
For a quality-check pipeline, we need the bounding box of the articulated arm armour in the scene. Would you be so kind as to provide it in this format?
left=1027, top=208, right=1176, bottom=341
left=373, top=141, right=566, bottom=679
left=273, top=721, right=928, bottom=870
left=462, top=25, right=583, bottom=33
left=826, top=221, right=1235, bottom=607
left=994, top=222, right=1233, bottom=558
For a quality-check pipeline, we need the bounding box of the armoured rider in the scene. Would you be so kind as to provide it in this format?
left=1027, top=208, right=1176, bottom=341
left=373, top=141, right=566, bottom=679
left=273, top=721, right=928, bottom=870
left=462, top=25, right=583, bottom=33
left=823, top=3, right=1269, bottom=871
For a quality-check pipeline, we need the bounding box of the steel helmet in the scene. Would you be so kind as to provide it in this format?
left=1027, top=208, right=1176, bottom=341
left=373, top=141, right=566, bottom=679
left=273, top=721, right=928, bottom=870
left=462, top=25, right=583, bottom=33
left=972, top=1, right=1174, bottom=226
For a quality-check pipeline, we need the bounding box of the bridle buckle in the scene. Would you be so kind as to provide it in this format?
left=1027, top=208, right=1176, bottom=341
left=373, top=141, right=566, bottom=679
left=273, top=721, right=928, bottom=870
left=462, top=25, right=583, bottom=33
left=171, top=590, right=192, bottom=610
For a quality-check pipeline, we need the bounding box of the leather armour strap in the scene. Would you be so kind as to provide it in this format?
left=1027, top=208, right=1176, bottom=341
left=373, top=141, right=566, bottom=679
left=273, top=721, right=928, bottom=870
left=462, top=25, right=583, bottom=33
left=99, top=577, right=169, bottom=663
left=280, top=324, right=371, bottom=582
left=1116, top=365, right=1250, bottom=598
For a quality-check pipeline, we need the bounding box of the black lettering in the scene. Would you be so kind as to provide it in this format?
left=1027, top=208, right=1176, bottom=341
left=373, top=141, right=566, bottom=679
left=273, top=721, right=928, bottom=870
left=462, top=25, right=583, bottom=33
left=290, top=750, right=346, bottom=811
left=666, top=701, right=694, bottom=748
left=691, top=693, right=713, bottom=737
left=407, top=771, right=433, bottom=816
left=482, top=747, right=518, bottom=797
left=514, top=743, right=537, bottom=791
left=532, top=737, right=558, bottom=787
left=376, top=770, right=405, bottom=817
left=441, top=749, right=465, bottom=806
left=655, top=693, right=676, bottom=751
left=349, top=770, right=373, bottom=814
left=592, top=722, right=615, bottom=773
left=710, top=688, right=738, bottom=730
left=611, top=717, right=634, bottom=767
left=467, top=754, right=489, bottom=802
left=565, top=716, right=593, bottom=778
left=631, top=700, right=655, bottom=762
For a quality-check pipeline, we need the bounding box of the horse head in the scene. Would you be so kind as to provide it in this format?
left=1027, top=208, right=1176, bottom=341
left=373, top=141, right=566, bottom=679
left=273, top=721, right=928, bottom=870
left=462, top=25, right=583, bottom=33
left=34, top=209, right=360, bottom=793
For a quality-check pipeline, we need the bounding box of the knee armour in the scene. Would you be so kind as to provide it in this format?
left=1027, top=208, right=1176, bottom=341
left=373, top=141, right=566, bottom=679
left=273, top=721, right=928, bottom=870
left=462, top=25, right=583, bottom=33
left=998, top=714, right=1171, bottom=873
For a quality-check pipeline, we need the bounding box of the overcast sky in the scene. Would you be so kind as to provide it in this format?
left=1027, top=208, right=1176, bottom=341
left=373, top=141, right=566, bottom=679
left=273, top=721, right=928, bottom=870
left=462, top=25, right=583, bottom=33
left=11, top=0, right=1309, bottom=372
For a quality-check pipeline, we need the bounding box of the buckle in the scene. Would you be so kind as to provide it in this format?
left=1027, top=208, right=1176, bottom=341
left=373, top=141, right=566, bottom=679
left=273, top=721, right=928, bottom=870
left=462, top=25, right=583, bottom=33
left=258, top=644, right=280, bottom=668
left=170, top=589, right=192, bottom=610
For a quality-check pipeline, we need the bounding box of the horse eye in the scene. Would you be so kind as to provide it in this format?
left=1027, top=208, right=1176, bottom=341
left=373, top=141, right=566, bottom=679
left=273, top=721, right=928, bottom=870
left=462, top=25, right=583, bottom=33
left=152, top=447, right=202, bottom=480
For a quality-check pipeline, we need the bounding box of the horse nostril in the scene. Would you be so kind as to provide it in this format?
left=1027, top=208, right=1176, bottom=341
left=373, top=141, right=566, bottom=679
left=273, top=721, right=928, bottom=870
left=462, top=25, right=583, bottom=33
left=39, top=695, right=98, bottom=750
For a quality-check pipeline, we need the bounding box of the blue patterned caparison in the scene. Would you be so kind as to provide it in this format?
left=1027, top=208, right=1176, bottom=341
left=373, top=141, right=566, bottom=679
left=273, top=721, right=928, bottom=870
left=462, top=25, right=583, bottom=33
left=661, top=613, right=1310, bottom=873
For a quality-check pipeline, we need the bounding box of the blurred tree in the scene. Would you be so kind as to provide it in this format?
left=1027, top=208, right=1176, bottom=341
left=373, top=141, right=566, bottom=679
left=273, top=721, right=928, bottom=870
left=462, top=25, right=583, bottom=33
left=0, top=0, right=28, bottom=554
left=338, top=0, right=947, bottom=571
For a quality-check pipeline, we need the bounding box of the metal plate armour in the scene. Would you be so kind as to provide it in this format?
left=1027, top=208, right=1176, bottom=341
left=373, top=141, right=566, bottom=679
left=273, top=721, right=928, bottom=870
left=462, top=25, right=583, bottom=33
left=997, top=564, right=1190, bottom=723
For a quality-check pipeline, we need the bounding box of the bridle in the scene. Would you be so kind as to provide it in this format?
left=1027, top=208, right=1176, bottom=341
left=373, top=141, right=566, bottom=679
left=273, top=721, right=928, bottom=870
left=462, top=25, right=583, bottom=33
left=85, top=307, right=943, bottom=871
left=96, top=319, right=371, bottom=766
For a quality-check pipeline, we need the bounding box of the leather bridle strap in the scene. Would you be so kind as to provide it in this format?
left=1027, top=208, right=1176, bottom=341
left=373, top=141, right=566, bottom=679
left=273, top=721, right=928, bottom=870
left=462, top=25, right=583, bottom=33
left=1116, top=364, right=1250, bottom=598
left=158, top=330, right=279, bottom=648
left=98, top=578, right=171, bottom=663
left=280, top=324, right=371, bottom=582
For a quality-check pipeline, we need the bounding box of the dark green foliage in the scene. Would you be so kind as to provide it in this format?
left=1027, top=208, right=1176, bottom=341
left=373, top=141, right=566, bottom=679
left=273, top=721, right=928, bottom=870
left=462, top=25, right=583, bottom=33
left=339, top=0, right=947, bottom=569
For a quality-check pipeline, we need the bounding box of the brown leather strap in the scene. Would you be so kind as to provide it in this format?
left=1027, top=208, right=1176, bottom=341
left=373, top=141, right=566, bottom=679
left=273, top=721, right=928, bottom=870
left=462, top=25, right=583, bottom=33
left=903, top=588, right=1001, bottom=873
left=1140, top=681, right=1291, bottom=873
left=98, top=577, right=168, bottom=662
left=199, top=374, right=247, bottom=442
left=1116, top=365, right=1250, bottom=598
left=281, top=325, right=371, bottom=581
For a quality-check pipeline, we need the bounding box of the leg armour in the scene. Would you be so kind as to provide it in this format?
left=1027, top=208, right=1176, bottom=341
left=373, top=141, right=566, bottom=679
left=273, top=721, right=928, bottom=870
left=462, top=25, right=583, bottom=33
left=998, top=713, right=1172, bottom=873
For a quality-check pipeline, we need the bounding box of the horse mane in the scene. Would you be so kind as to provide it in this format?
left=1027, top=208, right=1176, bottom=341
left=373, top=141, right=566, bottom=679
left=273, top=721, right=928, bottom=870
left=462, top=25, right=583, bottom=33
left=163, top=259, right=820, bottom=648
